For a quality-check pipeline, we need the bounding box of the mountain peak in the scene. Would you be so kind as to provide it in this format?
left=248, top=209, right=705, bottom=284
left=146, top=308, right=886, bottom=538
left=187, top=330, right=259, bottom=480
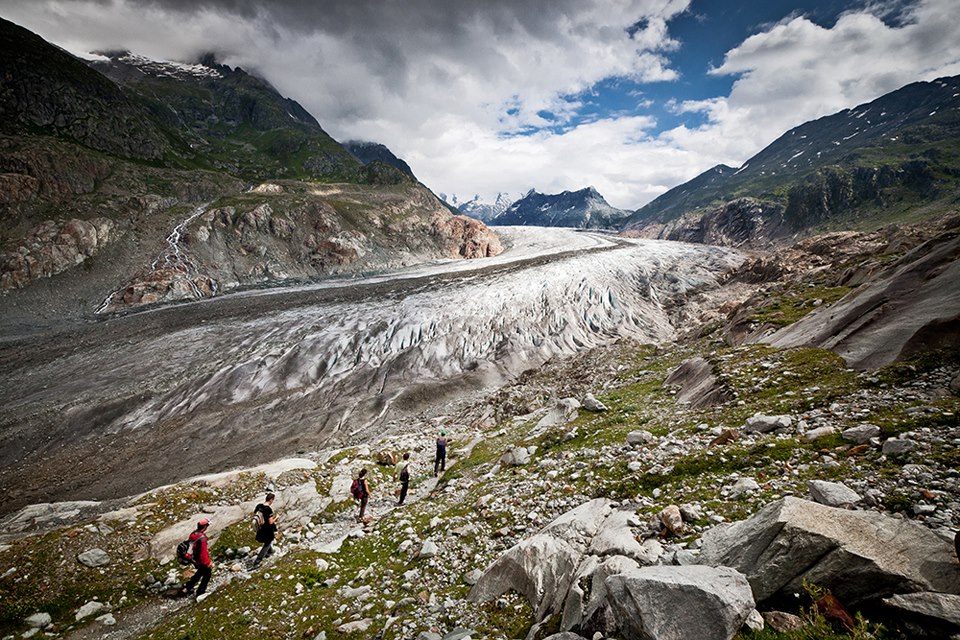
left=493, top=186, right=628, bottom=229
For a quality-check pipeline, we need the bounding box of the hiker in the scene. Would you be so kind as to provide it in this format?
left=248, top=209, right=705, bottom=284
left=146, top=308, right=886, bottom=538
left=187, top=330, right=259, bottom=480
left=180, top=518, right=212, bottom=597
left=434, top=430, right=449, bottom=477
left=395, top=452, right=411, bottom=505
left=354, top=468, right=370, bottom=523
left=252, top=492, right=278, bottom=569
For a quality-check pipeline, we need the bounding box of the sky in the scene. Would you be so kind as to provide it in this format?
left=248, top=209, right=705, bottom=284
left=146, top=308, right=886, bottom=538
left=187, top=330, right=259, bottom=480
left=3, top=0, right=960, bottom=209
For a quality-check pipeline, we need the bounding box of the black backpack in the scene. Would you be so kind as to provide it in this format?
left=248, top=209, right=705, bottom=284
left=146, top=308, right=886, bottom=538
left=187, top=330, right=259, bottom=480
left=176, top=538, right=194, bottom=566
left=399, top=464, right=410, bottom=482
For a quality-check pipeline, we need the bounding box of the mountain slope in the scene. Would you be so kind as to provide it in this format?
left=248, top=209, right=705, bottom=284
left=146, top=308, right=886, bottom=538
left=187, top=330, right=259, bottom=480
left=344, top=140, right=416, bottom=178
left=441, top=192, right=521, bottom=223
left=0, top=18, right=178, bottom=162
left=625, top=75, right=960, bottom=240
left=494, top=187, right=629, bottom=229
left=0, top=19, right=501, bottom=331
left=86, top=50, right=364, bottom=182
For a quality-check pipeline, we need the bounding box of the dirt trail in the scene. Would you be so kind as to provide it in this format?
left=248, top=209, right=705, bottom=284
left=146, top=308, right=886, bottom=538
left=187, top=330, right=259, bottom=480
left=61, top=442, right=475, bottom=640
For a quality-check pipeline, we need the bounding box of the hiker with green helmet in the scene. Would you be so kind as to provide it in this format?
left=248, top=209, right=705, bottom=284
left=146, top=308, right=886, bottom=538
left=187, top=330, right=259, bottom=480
left=434, top=430, right=449, bottom=477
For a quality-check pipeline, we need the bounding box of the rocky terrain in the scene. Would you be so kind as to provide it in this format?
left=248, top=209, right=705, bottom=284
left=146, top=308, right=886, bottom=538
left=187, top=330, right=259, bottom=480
left=1, top=213, right=959, bottom=640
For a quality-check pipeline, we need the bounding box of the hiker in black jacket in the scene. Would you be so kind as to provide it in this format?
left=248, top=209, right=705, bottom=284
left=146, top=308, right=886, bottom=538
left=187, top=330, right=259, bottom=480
left=252, top=492, right=278, bottom=569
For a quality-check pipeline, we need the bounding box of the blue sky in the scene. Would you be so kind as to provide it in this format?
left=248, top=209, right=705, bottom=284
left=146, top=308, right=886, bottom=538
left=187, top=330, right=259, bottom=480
left=4, top=0, right=960, bottom=208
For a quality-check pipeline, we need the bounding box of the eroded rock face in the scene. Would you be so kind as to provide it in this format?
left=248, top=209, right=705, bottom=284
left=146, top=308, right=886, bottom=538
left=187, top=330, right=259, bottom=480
left=1, top=217, right=116, bottom=289
left=467, top=498, right=613, bottom=620
left=99, top=185, right=504, bottom=312
left=664, top=357, right=732, bottom=408
left=765, top=230, right=960, bottom=369
left=698, top=497, right=960, bottom=605
left=605, top=565, right=755, bottom=640
left=468, top=498, right=681, bottom=635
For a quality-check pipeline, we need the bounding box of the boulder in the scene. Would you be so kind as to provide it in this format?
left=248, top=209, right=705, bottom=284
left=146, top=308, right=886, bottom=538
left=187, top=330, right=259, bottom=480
left=699, top=497, right=960, bottom=605
left=24, top=613, right=51, bottom=628
left=841, top=424, right=881, bottom=444
left=659, top=505, right=685, bottom=536
left=561, top=555, right=639, bottom=632
left=418, top=539, right=438, bottom=559
left=664, top=357, right=732, bottom=408
left=77, top=548, right=110, bottom=568
left=882, top=437, right=917, bottom=455
left=883, top=592, right=960, bottom=629
left=544, top=634, right=589, bottom=640
left=337, top=619, right=373, bottom=633
left=762, top=611, right=804, bottom=632
left=535, top=398, right=581, bottom=430
left=75, top=600, right=104, bottom=621
left=728, top=478, right=760, bottom=499
left=468, top=499, right=612, bottom=620
left=605, top=565, right=755, bottom=640
left=588, top=509, right=654, bottom=563
left=626, top=430, right=656, bottom=446
left=500, top=446, right=531, bottom=466
left=743, top=414, right=791, bottom=434
left=581, top=393, right=607, bottom=412
left=802, top=426, right=835, bottom=442
left=808, top=480, right=861, bottom=507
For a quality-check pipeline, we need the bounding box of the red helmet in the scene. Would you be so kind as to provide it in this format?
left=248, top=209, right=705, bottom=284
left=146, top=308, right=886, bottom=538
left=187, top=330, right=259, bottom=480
left=197, top=518, right=210, bottom=527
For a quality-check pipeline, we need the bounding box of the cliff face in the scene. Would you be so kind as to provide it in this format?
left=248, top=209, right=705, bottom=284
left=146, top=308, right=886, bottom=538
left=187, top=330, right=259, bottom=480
left=98, top=182, right=503, bottom=311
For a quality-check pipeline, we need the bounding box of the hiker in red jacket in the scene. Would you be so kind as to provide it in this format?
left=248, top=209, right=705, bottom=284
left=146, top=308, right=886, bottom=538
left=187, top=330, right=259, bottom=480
left=180, top=519, right=212, bottom=597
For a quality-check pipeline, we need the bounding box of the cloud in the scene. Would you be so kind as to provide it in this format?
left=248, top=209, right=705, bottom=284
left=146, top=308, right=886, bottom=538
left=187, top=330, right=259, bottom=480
left=3, top=0, right=960, bottom=210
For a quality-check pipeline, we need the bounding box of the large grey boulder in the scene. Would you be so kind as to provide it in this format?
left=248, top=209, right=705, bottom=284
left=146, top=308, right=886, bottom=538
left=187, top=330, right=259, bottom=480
left=841, top=424, right=880, bottom=444
left=743, top=414, right=791, bottom=434
left=535, top=398, right=580, bottom=430
left=77, top=548, right=111, bottom=568
left=699, top=497, right=960, bottom=605
left=808, top=480, right=861, bottom=507
left=605, top=565, right=755, bottom=640
left=500, top=446, right=531, bottom=466
left=561, top=555, right=639, bottom=632
left=468, top=498, right=612, bottom=620
left=883, top=592, right=960, bottom=629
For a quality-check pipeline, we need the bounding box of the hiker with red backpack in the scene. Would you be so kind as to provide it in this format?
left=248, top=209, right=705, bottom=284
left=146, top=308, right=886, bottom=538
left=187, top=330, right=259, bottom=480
left=179, top=518, right=212, bottom=597
left=251, top=492, right=278, bottom=569
left=351, top=468, right=370, bottom=523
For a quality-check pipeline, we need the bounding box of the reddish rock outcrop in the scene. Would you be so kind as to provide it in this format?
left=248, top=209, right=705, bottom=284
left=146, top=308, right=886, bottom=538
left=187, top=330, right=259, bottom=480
left=431, top=214, right=503, bottom=259
left=1, top=217, right=116, bottom=289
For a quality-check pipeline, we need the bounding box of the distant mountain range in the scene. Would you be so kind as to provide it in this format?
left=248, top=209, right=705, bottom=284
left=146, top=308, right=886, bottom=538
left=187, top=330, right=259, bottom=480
left=494, top=187, right=630, bottom=229
left=625, top=74, right=960, bottom=244
left=440, top=192, right=521, bottom=222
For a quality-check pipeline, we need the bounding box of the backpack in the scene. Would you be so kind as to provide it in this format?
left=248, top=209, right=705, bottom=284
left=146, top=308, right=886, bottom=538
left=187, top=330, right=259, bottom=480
left=399, top=464, right=410, bottom=482
left=176, top=538, right=194, bottom=566
left=350, top=478, right=364, bottom=500
left=252, top=507, right=265, bottom=534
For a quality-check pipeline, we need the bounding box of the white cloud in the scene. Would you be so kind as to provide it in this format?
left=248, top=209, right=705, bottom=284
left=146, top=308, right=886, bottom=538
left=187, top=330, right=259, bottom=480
left=3, top=0, right=960, bottom=210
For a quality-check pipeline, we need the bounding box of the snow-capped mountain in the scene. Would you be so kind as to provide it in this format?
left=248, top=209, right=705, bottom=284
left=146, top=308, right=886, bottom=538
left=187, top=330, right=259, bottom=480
left=440, top=192, right=521, bottom=222
left=492, top=187, right=630, bottom=229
